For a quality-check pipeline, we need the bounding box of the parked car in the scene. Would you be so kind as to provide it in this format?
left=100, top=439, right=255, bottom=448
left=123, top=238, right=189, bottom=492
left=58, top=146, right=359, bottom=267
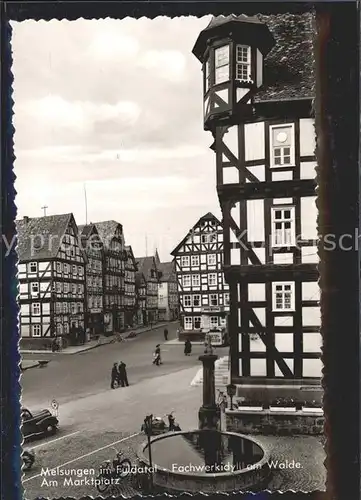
left=21, top=407, right=58, bottom=439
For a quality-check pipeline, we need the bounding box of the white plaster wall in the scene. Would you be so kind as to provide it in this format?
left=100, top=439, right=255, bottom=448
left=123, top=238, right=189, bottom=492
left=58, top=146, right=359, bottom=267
left=247, top=200, right=264, bottom=241
left=303, top=333, right=322, bottom=352
left=275, top=333, right=294, bottom=352
left=223, top=125, right=238, bottom=157
left=244, top=122, right=265, bottom=161
left=302, top=282, right=320, bottom=301
left=302, top=306, right=321, bottom=326
left=303, top=358, right=322, bottom=378
left=300, top=161, right=317, bottom=180
left=248, top=283, right=265, bottom=301
left=275, top=359, right=294, bottom=377
left=301, top=197, right=318, bottom=240
left=299, top=118, right=316, bottom=157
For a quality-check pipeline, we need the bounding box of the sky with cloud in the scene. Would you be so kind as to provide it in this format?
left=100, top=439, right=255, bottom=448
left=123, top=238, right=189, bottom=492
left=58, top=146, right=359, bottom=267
left=11, top=16, right=222, bottom=261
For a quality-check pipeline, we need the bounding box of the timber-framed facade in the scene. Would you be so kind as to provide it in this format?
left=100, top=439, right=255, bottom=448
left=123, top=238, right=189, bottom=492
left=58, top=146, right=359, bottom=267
left=17, top=213, right=87, bottom=349
left=193, top=13, right=321, bottom=388
left=171, top=212, right=230, bottom=336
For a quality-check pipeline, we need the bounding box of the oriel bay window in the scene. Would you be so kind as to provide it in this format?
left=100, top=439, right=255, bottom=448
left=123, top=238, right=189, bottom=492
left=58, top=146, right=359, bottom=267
left=271, top=206, right=295, bottom=247
left=215, top=45, right=230, bottom=84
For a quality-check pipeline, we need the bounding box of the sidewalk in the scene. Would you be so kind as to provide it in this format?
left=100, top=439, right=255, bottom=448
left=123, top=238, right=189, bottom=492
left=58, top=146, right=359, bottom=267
left=20, top=321, right=174, bottom=355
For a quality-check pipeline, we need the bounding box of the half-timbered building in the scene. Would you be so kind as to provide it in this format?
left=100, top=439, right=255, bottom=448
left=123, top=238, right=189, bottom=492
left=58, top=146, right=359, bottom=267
left=135, top=271, right=147, bottom=326
left=171, top=212, right=230, bottom=337
left=79, top=224, right=104, bottom=337
left=192, top=13, right=321, bottom=393
left=93, top=221, right=126, bottom=334
left=155, top=255, right=179, bottom=322
left=17, top=213, right=87, bottom=349
left=135, top=256, right=160, bottom=325
left=124, top=245, right=138, bottom=327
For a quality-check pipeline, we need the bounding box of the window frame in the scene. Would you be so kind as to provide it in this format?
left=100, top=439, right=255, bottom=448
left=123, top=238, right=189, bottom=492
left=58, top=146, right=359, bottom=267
left=184, top=295, right=192, bottom=307
left=270, top=123, right=295, bottom=168
left=181, top=256, right=190, bottom=267
left=194, top=316, right=202, bottom=330
left=191, top=255, right=200, bottom=267
left=207, top=253, right=217, bottom=266
left=208, top=273, right=217, bottom=286
left=29, top=262, right=38, bottom=274
left=192, top=274, right=200, bottom=287
left=184, top=317, right=193, bottom=330
left=210, top=294, right=218, bottom=306
left=272, top=282, right=295, bottom=312
left=271, top=206, right=296, bottom=248
left=210, top=316, right=219, bottom=328
left=31, top=282, right=39, bottom=295
left=193, top=294, right=201, bottom=307
left=235, top=44, right=252, bottom=83
left=182, top=275, right=191, bottom=287
left=31, top=324, right=41, bottom=337
left=32, top=302, right=41, bottom=316
left=214, top=44, right=230, bottom=85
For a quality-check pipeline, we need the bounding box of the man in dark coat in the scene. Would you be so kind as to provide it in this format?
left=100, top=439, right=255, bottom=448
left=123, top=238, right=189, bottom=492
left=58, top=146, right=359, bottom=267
left=111, top=363, right=118, bottom=389
left=153, top=344, right=161, bottom=365
left=118, top=361, right=129, bottom=387
left=164, top=328, right=168, bottom=341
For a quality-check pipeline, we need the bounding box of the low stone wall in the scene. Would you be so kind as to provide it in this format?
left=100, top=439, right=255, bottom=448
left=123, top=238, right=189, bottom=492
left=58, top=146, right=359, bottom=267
left=226, top=409, right=324, bottom=436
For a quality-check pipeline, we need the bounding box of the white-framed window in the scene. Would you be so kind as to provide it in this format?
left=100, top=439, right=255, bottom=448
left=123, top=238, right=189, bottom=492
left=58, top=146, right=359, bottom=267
left=192, top=274, right=200, bottom=287
left=208, top=273, right=217, bottom=286
left=193, top=295, right=201, bottom=307
left=270, top=124, right=295, bottom=167
left=64, top=264, right=69, bottom=274
left=210, top=316, right=219, bottom=328
left=205, top=57, right=210, bottom=91
left=271, top=206, right=296, bottom=247
left=32, top=324, right=41, bottom=337
left=78, top=266, right=83, bottom=275
left=184, top=317, right=193, bottom=330
left=181, top=256, right=190, bottom=267
left=214, top=44, right=230, bottom=85
left=224, top=293, right=230, bottom=306
left=72, top=284, right=76, bottom=294
left=236, top=45, right=251, bottom=82
left=72, top=265, right=77, bottom=274
left=194, top=317, right=201, bottom=330
left=201, top=233, right=217, bottom=244
left=56, top=262, right=61, bottom=273
left=207, top=254, right=217, bottom=266
left=29, top=262, right=37, bottom=273
left=71, top=303, right=76, bottom=314
left=32, top=303, right=40, bottom=315
left=272, top=282, right=295, bottom=311
left=210, top=294, right=218, bottom=306
left=31, top=282, right=39, bottom=295
left=63, top=302, right=68, bottom=313
left=182, top=275, right=191, bottom=287
left=191, top=255, right=199, bottom=267
left=184, top=295, right=192, bottom=307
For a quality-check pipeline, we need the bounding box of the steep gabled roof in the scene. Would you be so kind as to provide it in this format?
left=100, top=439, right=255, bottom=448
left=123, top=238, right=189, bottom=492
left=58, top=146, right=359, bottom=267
left=92, top=220, right=123, bottom=244
left=16, top=213, right=75, bottom=262
left=125, top=245, right=138, bottom=270
left=170, top=212, right=222, bottom=256
left=135, top=256, right=157, bottom=278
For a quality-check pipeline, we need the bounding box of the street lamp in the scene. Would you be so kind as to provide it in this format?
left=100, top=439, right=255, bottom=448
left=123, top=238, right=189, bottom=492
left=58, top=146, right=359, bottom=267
left=226, top=383, right=237, bottom=410
left=143, top=415, right=154, bottom=490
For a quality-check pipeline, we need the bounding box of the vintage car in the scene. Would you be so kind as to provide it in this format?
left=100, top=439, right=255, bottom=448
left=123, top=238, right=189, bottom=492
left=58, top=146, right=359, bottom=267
left=21, top=407, right=59, bottom=439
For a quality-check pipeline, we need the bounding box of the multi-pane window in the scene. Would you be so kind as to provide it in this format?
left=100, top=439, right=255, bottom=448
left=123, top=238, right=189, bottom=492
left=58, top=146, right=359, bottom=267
left=184, top=295, right=192, bottom=307
left=64, top=283, right=68, bottom=293
left=193, top=295, right=201, bottom=307
left=194, top=317, right=201, bottom=329
left=56, top=262, right=61, bottom=273
left=182, top=275, right=191, bottom=287
left=192, top=274, right=200, bottom=287
left=64, top=264, right=69, bottom=274
left=210, top=316, right=219, bottom=328
left=181, top=256, right=190, bottom=267
left=29, top=262, right=37, bottom=273
left=270, top=124, right=294, bottom=167
left=272, top=282, right=295, bottom=311
left=184, top=317, right=192, bottom=330
left=208, top=273, right=217, bottom=286
left=72, top=265, right=77, bottom=274
left=236, top=45, right=251, bottom=82
left=191, top=255, right=199, bottom=267
left=272, top=207, right=295, bottom=247
left=32, top=324, right=41, bottom=337
left=207, top=254, right=217, bottom=266
left=210, top=294, right=218, bottom=306
left=32, top=303, right=40, bottom=315
left=214, top=45, right=230, bottom=85
left=224, top=293, right=230, bottom=306
left=205, top=58, right=210, bottom=91
left=31, top=282, right=39, bottom=294
left=201, top=233, right=217, bottom=244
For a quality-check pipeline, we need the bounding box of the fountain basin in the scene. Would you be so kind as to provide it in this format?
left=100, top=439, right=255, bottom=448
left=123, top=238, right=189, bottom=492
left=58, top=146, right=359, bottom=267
left=137, top=430, right=270, bottom=493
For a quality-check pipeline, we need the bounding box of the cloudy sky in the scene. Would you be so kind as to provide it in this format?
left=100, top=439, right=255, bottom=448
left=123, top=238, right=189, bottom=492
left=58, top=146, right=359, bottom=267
left=11, top=16, right=222, bottom=261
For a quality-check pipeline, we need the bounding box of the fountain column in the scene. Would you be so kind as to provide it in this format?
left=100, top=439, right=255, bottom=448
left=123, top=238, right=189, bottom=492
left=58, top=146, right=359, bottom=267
left=198, top=345, right=221, bottom=431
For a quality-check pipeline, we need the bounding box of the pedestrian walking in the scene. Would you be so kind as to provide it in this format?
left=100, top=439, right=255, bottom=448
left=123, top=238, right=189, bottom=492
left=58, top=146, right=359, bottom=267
left=153, top=344, right=161, bottom=366
left=118, top=361, right=129, bottom=387
left=184, top=338, right=192, bottom=356
left=111, top=362, right=118, bottom=389
left=164, top=328, right=168, bottom=341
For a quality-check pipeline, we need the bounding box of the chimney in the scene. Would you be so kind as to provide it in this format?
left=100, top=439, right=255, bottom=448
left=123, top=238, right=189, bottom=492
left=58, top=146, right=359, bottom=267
left=23, top=216, right=30, bottom=223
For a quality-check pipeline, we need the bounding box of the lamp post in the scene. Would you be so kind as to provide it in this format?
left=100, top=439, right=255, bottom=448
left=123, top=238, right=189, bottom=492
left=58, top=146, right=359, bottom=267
left=226, top=383, right=237, bottom=410
left=143, top=415, right=154, bottom=490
